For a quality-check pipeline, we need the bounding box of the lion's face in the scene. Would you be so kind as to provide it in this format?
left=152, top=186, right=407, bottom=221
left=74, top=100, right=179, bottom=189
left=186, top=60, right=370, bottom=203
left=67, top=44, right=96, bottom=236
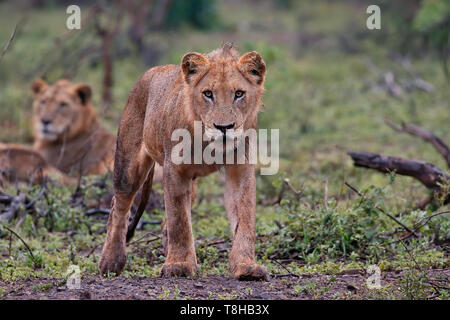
left=181, top=47, right=266, bottom=150
left=31, top=79, right=93, bottom=142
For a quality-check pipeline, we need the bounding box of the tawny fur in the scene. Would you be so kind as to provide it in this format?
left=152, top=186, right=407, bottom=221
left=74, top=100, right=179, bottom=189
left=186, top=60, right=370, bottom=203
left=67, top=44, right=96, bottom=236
left=0, top=143, right=74, bottom=185
left=30, top=79, right=164, bottom=181
left=31, top=79, right=116, bottom=176
left=99, top=44, right=269, bottom=280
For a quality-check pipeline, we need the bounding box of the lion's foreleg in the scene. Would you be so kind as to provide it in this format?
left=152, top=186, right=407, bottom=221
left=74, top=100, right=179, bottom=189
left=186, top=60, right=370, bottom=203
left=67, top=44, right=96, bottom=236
left=161, top=162, right=197, bottom=277
left=225, top=164, right=269, bottom=281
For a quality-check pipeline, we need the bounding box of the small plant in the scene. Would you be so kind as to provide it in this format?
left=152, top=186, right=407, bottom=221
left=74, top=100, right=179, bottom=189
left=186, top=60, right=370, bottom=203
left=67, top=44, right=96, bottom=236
left=398, top=269, right=431, bottom=300
left=26, top=251, right=43, bottom=269
left=32, top=283, right=53, bottom=292
left=157, top=286, right=172, bottom=300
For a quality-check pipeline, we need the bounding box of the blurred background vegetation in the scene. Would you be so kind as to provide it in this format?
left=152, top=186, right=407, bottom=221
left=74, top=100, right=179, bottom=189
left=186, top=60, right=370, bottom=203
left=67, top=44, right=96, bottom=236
left=0, top=0, right=449, bottom=298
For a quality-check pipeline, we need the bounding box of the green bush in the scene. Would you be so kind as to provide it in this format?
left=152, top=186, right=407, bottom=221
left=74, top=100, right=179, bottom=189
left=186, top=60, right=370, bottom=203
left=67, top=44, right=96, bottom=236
left=165, top=0, right=219, bottom=30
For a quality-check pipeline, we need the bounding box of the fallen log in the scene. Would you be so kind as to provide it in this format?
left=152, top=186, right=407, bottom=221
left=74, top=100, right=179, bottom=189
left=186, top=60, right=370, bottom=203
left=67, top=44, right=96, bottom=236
left=348, top=151, right=449, bottom=205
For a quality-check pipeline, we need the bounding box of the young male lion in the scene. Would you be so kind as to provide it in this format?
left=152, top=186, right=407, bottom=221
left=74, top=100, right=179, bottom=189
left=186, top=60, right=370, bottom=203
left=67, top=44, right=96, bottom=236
left=99, top=44, right=269, bottom=280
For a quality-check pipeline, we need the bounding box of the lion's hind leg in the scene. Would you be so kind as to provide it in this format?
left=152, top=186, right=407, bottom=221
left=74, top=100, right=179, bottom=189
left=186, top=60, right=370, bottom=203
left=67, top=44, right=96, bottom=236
left=99, top=145, right=154, bottom=276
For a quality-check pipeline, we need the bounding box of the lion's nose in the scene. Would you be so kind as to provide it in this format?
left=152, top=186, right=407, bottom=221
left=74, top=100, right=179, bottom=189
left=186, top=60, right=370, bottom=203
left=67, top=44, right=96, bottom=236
left=214, top=122, right=235, bottom=134
left=41, top=118, right=52, bottom=126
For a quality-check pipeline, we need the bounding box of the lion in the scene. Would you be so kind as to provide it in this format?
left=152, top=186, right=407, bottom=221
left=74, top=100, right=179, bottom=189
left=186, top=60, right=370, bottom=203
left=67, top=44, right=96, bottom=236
left=0, top=143, right=74, bottom=185
left=99, top=44, right=269, bottom=281
left=30, top=79, right=164, bottom=182
left=30, top=79, right=117, bottom=177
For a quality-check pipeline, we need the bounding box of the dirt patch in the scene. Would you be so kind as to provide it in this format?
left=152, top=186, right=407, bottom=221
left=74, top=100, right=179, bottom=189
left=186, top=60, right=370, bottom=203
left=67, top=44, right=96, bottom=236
left=3, top=269, right=448, bottom=300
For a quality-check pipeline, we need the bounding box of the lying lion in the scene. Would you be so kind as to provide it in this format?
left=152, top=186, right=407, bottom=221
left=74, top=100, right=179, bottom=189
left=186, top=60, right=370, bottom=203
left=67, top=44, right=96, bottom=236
left=30, top=79, right=164, bottom=181
left=30, top=79, right=116, bottom=176
left=99, top=44, right=269, bottom=280
left=2, top=79, right=120, bottom=186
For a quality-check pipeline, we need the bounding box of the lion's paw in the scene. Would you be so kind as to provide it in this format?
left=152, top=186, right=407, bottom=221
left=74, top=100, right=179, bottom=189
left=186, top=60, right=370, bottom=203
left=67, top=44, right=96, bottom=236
left=161, top=261, right=197, bottom=278
left=98, top=245, right=127, bottom=277
left=231, top=263, right=270, bottom=281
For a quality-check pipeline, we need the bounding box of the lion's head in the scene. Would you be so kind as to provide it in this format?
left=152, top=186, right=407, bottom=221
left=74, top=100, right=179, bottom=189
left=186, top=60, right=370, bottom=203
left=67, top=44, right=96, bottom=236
left=31, top=79, right=97, bottom=142
left=181, top=44, right=266, bottom=151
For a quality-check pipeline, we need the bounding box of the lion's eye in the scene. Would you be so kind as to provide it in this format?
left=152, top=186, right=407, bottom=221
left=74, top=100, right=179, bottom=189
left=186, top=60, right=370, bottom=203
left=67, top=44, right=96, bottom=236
left=203, top=90, right=214, bottom=101
left=234, top=90, right=245, bottom=100
left=59, top=102, right=68, bottom=109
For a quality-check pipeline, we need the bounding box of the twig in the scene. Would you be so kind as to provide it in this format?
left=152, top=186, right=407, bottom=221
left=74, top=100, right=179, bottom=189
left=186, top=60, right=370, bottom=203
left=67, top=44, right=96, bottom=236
left=385, top=119, right=450, bottom=168
left=205, top=239, right=228, bottom=246
left=283, top=178, right=304, bottom=200
left=0, top=193, right=13, bottom=205
left=344, top=182, right=363, bottom=197
left=137, top=219, right=162, bottom=228
left=128, top=231, right=161, bottom=246
left=272, top=273, right=298, bottom=278
left=270, top=258, right=300, bottom=278
left=376, top=206, right=418, bottom=236
left=413, top=210, right=450, bottom=231
left=2, top=225, right=34, bottom=260
left=86, top=242, right=102, bottom=258
left=344, top=181, right=418, bottom=237
left=84, top=208, right=110, bottom=216
left=0, top=21, right=21, bottom=63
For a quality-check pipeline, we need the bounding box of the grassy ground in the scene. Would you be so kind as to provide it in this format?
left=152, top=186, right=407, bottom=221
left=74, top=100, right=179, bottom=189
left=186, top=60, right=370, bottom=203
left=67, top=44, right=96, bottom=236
left=0, top=1, right=449, bottom=299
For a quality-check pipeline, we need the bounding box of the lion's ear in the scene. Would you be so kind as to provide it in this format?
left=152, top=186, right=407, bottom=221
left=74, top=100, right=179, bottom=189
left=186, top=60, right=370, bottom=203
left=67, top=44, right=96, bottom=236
left=181, top=52, right=210, bottom=84
left=238, top=51, right=266, bottom=85
left=73, top=83, right=92, bottom=105
left=31, top=78, right=48, bottom=96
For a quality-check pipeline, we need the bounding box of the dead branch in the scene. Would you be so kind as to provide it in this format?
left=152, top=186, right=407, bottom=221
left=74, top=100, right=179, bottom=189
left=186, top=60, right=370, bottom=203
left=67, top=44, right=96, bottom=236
left=136, top=219, right=162, bottom=229
left=84, top=208, right=110, bottom=216
left=0, top=192, right=13, bottom=205
left=394, top=55, right=435, bottom=93
left=2, top=225, right=35, bottom=260
left=205, top=239, right=228, bottom=246
left=382, top=71, right=404, bottom=99
left=0, top=21, right=21, bottom=64
left=348, top=152, right=449, bottom=202
left=413, top=210, right=450, bottom=231
left=385, top=119, right=450, bottom=168
left=0, top=192, right=25, bottom=222
left=283, top=178, right=304, bottom=200
left=128, top=231, right=161, bottom=246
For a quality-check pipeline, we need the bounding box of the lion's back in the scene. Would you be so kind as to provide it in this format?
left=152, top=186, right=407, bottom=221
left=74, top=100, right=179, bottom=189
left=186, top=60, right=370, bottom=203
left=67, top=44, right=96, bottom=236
left=144, top=64, right=182, bottom=111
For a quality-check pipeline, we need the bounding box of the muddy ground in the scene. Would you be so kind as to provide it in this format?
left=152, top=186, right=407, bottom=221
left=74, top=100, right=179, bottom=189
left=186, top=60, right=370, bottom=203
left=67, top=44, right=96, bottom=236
left=2, top=269, right=449, bottom=300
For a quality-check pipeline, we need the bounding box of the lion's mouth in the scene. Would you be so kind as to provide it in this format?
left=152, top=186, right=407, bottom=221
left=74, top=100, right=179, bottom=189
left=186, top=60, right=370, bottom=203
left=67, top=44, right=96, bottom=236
left=204, top=125, right=243, bottom=141
left=39, top=127, right=60, bottom=141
